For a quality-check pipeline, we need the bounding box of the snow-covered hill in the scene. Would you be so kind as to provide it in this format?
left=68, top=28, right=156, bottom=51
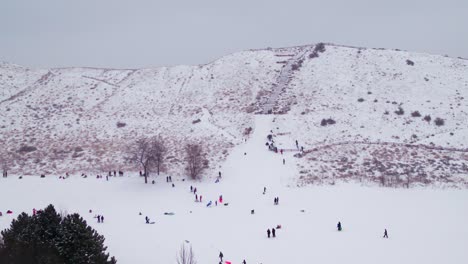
left=1, top=44, right=467, bottom=186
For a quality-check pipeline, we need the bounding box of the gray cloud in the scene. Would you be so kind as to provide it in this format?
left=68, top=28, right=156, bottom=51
left=1, top=0, right=467, bottom=68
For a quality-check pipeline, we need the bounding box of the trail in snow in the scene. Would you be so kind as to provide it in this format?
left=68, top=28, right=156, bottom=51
left=261, top=47, right=313, bottom=114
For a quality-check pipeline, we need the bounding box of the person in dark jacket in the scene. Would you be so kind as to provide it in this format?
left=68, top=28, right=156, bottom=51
left=219, top=251, right=223, bottom=261
left=272, top=228, right=276, bottom=237
left=383, top=229, right=388, bottom=238
left=267, top=229, right=271, bottom=238
left=337, top=221, right=342, bottom=231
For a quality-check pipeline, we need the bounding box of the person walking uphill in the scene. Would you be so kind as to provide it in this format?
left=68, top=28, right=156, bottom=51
left=383, top=229, right=388, bottom=238
left=337, top=221, right=342, bottom=231
left=272, top=228, right=276, bottom=238
left=267, top=229, right=271, bottom=238
left=219, top=251, right=223, bottom=262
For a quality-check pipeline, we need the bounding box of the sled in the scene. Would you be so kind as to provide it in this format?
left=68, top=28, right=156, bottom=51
left=148, top=222, right=155, bottom=224
left=164, top=212, right=175, bottom=215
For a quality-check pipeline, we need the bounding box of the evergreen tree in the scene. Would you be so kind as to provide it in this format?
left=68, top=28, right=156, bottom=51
left=0, top=205, right=116, bottom=264
left=57, top=213, right=116, bottom=264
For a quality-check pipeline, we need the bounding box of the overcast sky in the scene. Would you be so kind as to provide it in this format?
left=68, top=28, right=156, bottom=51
left=1, top=0, right=467, bottom=68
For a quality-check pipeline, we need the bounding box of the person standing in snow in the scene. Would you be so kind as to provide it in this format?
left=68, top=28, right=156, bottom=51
left=219, top=251, right=224, bottom=262
left=219, top=195, right=223, bottom=203
left=283, top=158, right=285, bottom=165
left=296, top=140, right=299, bottom=148
left=272, top=228, right=276, bottom=238
left=267, top=229, right=271, bottom=238
left=219, top=171, right=222, bottom=178
left=195, top=194, right=198, bottom=202
left=243, top=260, right=246, bottom=264
left=383, top=229, right=388, bottom=238
left=190, top=185, right=193, bottom=192
left=337, top=221, right=342, bottom=231
left=97, top=215, right=101, bottom=223
left=200, top=195, right=202, bottom=202
left=263, top=187, right=266, bottom=194
left=145, top=216, right=150, bottom=224
left=101, top=215, right=104, bottom=223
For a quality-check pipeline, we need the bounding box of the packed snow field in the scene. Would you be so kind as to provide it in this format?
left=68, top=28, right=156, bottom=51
left=1, top=116, right=467, bottom=264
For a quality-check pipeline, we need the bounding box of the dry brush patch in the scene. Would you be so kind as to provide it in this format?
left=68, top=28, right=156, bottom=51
left=298, top=143, right=468, bottom=188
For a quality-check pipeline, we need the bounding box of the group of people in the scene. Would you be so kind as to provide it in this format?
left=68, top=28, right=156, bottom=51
left=267, top=227, right=277, bottom=238
left=96, top=215, right=105, bottom=223
left=273, top=197, right=280, bottom=205
left=190, top=186, right=203, bottom=203
left=109, top=170, right=124, bottom=177
left=337, top=221, right=389, bottom=238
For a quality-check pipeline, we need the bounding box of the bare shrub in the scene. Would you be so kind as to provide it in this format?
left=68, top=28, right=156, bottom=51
left=434, top=117, right=445, bottom=126
left=18, top=146, right=37, bottom=153
left=320, top=118, right=336, bottom=126
left=423, top=115, right=431, bottom=122
left=394, top=107, right=404, bottom=115
left=411, top=111, right=421, bottom=117
left=176, top=243, right=197, bottom=264
left=315, top=43, right=326, bottom=53
left=406, top=59, right=415, bottom=66
left=152, top=137, right=167, bottom=176
left=185, top=143, right=206, bottom=180
left=116, top=122, right=126, bottom=128
left=357, top=98, right=365, bottom=102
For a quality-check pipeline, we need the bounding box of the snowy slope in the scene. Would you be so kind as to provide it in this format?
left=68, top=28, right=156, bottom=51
left=0, top=44, right=467, bottom=187
left=1, top=116, right=467, bottom=264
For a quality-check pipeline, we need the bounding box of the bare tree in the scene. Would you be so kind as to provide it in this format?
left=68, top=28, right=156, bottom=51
left=185, top=143, right=207, bottom=180
left=129, top=138, right=154, bottom=184
left=176, top=243, right=197, bottom=264
left=152, top=137, right=167, bottom=176
left=0, top=150, right=12, bottom=178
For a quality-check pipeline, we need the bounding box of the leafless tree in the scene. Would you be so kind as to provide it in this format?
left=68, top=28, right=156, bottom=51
left=152, top=137, right=167, bottom=176
left=0, top=150, right=12, bottom=178
left=129, top=138, right=154, bottom=184
left=185, top=143, right=206, bottom=180
left=176, top=243, right=197, bottom=264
